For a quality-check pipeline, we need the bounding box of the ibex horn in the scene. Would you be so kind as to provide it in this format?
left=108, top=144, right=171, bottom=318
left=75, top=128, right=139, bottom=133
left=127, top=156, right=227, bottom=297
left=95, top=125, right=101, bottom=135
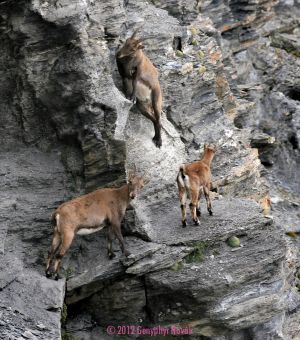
left=131, top=23, right=144, bottom=39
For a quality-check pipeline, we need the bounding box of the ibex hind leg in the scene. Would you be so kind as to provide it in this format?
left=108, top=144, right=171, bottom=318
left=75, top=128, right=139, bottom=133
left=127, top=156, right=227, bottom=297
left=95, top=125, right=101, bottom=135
left=136, top=101, right=160, bottom=147
left=45, top=228, right=61, bottom=278
left=178, top=186, right=187, bottom=227
left=151, top=88, right=162, bottom=148
left=204, top=186, right=213, bottom=216
left=107, top=226, right=116, bottom=259
left=53, top=230, right=75, bottom=280
left=196, top=189, right=202, bottom=217
left=190, top=190, right=200, bottom=226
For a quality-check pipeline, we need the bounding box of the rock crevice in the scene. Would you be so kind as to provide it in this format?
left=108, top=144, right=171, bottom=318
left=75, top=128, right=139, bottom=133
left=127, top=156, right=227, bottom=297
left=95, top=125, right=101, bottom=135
left=0, top=0, right=299, bottom=339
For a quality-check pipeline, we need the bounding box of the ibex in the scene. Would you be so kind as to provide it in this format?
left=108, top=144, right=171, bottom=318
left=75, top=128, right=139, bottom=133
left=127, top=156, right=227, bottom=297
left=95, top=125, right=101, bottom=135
left=177, top=144, right=217, bottom=227
left=116, top=29, right=163, bottom=148
left=45, top=174, right=146, bottom=280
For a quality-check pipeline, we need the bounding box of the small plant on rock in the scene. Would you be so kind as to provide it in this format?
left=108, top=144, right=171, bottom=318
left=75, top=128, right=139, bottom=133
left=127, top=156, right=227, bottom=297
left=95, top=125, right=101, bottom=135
left=170, top=261, right=184, bottom=272
left=61, top=303, right=68, bottom=326
left=227, top=236, right=240, bottom=248
left=185, top=242, right=206, bottom=263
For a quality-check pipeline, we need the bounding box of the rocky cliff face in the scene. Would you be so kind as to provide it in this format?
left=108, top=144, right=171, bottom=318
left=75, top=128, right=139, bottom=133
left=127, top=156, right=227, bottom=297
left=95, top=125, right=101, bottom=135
left=0, top=0, right=299, bottom=339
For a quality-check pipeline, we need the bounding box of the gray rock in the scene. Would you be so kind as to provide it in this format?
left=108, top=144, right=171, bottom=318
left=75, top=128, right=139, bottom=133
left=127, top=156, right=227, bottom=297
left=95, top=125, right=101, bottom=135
left=1, top=0, right=300, bottom=339
left=125, top=245, right=192, bottom=276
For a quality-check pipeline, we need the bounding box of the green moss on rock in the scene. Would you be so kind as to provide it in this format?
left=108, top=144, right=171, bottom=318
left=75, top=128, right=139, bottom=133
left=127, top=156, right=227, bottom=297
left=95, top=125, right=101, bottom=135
left=61, top=303, right=68, bottom=325
left=171, top=261, right=184, bottom=272
left=198, top=65, right=206, bottom=74
left=176, top=50, right=184, bottom=58
left=197, top=50, right=205, bottom=59
left=227, top=236, right=241, bottom=248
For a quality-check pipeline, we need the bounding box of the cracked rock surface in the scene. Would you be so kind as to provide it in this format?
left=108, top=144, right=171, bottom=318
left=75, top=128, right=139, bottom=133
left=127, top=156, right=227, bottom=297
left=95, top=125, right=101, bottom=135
left=0, top=0, right=300, bottom=339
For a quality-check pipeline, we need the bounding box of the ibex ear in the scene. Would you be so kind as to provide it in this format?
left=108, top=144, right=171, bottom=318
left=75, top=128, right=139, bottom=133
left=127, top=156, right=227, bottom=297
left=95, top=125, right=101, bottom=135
left=128, top=164, right=137, bottom=181
left=128, top=172, right=134, bottom=181
left=137, top=42, right=144, bottom=49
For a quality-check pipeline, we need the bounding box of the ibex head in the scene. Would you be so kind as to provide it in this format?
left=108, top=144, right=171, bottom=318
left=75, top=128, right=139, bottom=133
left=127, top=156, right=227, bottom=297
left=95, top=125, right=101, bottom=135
left=127, top=164, right=149, bottom=199
left=117, top=27, right=144, bottom=59
left=203, top=143, right=218, bottom=156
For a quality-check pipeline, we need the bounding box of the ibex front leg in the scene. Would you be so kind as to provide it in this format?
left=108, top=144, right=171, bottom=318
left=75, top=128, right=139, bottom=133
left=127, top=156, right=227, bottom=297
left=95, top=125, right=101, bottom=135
left=112, top=222, right=130, bottom=257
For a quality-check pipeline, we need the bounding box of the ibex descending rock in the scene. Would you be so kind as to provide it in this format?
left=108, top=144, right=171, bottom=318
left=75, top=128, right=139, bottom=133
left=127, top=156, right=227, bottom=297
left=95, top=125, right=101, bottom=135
left=177, top=144, right=217, bottom=227
left=116, top=29, right=163, bottom=148
left=45, top=174, right=146, bottom=280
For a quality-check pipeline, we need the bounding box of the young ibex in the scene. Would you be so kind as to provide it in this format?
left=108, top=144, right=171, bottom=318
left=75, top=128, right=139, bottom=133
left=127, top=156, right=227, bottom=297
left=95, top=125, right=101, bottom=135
left=116, top=29, right=163, bottom=148
left=45, top=174, right=146, bottom=280
left=177, top=144, right=217, bottom=227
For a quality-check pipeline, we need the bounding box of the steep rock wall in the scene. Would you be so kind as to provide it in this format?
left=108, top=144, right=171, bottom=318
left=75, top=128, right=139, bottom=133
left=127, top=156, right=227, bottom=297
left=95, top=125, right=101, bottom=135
left=0, top=0, right=299, bottom=339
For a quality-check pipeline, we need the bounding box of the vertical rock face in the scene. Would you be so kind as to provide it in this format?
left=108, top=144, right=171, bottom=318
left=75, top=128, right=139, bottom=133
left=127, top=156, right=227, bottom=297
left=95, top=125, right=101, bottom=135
left=0, top=0, right=299, bottom=339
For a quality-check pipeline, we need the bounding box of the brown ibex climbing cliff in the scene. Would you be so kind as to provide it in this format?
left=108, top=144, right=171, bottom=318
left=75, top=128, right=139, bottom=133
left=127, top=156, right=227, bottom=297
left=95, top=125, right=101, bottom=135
left=116, top=29, right=163, bottom=148
left=45, top=174, right=146, bottom=280
left=177, top=144, right=217, bottom=227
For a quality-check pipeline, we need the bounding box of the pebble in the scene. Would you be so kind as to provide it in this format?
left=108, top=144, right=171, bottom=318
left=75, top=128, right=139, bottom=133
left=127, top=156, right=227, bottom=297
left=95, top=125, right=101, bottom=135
left=36, top=323, right=46, bottom=330
left=270, top=196, right=284, bottom=204
left=22, top=330, right=35, bottom=339
left=29, top=329, right=40, bottom=336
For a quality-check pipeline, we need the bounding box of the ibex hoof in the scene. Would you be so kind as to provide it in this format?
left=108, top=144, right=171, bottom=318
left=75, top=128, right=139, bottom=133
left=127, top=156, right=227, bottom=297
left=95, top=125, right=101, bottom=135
left=209, top=210, right=213, bottom=216
left=124, top=250, right=131, bottom=257
left=182, top=220, right=187, bottom=228
left=153, top=137, right=162, bottom=148
left=194, top=219, right=200, bottom=226
left=130, top=96, right=136, bottom=104
left=45, top=271, right=51, bottom=278
left=108, top=252, right=116, bottom=260
left=54, top=273, right=60, bottom=281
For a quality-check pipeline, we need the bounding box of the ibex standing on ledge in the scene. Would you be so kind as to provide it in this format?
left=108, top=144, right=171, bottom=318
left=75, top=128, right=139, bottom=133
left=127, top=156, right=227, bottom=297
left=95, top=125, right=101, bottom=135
left=177, top=144, right=217, bottom=227
left=45, top=174, right=146, bottom=280
left=116, top=29, right=163, bottom=148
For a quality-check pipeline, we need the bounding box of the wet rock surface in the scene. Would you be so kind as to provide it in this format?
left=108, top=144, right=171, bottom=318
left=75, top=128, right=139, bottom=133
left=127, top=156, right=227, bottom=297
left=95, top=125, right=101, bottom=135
left=0, top=0, right=300, bottom=339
